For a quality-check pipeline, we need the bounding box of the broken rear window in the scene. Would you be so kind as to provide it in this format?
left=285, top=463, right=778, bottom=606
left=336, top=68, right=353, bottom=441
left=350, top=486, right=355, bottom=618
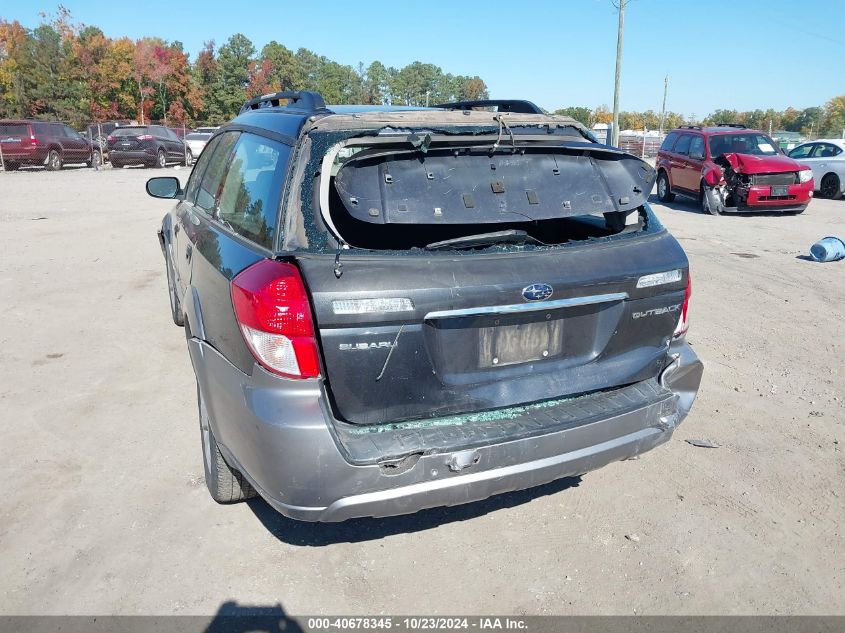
left=318, top=137, right=656, bottom=251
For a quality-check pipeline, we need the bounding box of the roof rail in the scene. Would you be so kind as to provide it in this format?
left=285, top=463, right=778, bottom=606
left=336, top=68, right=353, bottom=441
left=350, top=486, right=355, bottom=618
left=715, top=123, right=747, bottom=129
left=239, top=90, right=326, bottom=115
left=434, top=99, right=545, bottom=114
left=679, top=125, right=702, bottom=130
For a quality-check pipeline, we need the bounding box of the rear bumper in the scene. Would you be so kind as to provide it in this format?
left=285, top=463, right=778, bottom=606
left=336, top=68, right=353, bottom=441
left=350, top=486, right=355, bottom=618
left=188, top=338, right=703, bottom=522
left=1, top=148, right=47, bottom=164
left=109, top=149, right=155, bottom=163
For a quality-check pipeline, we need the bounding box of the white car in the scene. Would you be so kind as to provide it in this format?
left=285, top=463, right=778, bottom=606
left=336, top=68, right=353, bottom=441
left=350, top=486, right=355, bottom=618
left=788, top=139, right=845, bottom=199
left=193, top=126, right=219, bottom=135
left=184, top=132, right=213, bottom=159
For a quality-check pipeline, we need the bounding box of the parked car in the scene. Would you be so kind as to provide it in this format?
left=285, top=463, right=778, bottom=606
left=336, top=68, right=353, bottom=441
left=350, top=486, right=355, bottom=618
left=81, top=121, right=129, bottom=155
left=148, top=91, right=703, bottom=522
left=655, top=124, right=814, bottom=215
left=183, top=132, right=213, bottom=158
left=107, top=125, right=191, bottom=168
left=0, top=119, right=102, bottom=170
left=787, top=139, right=845, bottom=200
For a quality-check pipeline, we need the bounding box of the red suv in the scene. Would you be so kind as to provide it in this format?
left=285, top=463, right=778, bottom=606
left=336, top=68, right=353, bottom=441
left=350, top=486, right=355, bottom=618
left=0, top=119, right=101, bottom=171
left=655, top=124, right=813, bottom=215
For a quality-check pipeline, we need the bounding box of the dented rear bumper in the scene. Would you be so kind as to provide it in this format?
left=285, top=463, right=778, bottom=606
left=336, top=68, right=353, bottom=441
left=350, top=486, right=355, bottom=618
left=188, top=337, right=703, bottom=522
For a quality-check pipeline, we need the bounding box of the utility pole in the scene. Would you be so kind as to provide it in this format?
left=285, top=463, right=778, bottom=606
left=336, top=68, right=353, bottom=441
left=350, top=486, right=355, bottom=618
left=611, top=0, right=626, bottom=147
left=659, top=74, right=669, bottom=135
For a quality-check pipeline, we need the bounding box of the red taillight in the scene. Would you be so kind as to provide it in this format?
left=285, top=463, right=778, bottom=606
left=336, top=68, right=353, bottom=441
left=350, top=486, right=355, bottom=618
left=137, top=134, right=153, bottom=140
left=30, top=135, right=38, bottom=145
left=106, top=135, right=115, bottom=142
left=231, top=260, right=320, bottom=378
left=674, top=276, right=691, bottom=338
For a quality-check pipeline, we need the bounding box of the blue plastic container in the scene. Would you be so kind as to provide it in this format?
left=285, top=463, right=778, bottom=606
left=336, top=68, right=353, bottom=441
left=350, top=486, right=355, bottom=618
left=810, top=236, right=845, bottom=262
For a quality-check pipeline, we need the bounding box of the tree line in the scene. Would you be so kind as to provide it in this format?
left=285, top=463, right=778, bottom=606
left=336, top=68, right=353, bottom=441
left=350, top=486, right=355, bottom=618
left=555, top=100, right=845, bottom=138
left=0, top=7, right=489, bottom=127
left=3, top=8, right=844, bottom=138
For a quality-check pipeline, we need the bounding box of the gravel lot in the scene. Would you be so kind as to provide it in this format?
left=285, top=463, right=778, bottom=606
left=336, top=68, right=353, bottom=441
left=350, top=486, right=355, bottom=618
left=0, top=165, right=843, bottom=616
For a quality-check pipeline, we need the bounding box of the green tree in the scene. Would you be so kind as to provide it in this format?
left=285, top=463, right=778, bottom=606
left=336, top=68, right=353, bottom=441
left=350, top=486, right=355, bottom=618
left=209, top=33, right=255, bottom=121
left=554, top=106, right=592, bottom=126
left=259, top=41, right=302, bottom=91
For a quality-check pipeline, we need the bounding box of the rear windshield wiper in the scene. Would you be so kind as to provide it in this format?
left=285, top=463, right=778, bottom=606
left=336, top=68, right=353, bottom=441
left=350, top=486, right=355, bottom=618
left=425, top=229, right=542, bottom=251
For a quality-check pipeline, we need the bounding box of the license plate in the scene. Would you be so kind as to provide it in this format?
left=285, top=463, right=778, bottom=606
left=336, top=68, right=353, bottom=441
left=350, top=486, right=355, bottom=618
left=120, top=142, right=131, bottom=147
left=771, top=185, right=789, bottom=196
left=478, top=319, right=564, bottom=367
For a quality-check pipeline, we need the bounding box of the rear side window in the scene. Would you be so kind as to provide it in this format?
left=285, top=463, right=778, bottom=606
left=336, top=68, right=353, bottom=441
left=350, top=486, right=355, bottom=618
left=216, top=134, right=290, bottom=249
left=660, top=132, right=678, bottom=151
left=673, top=134, right=692, bottom=156
left=193, top=132, right=239, bottom=212
left=32, top=123, right=51, bottom=135
left=812, top=143, right=842, bottom=158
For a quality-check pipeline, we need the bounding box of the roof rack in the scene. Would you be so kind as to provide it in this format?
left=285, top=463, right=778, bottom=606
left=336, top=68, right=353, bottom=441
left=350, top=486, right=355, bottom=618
left=715, top=123, right=747, bottom=129
left=434, top=99, right=544, bottom=114
left=239, top=90, right=326, bottom=115
left=679, top=125, right=702, bottom=130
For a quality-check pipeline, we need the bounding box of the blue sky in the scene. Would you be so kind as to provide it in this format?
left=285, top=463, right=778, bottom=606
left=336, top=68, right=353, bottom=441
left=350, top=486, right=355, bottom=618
left=3, top=0, right=844, bottom=115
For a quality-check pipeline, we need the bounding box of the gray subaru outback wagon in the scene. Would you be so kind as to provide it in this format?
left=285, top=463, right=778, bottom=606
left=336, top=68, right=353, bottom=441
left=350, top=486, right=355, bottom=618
left=149, top=91, right=703, bottom=522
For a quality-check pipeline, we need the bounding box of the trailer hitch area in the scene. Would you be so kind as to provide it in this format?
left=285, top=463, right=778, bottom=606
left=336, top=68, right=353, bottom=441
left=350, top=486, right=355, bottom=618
left=448, top=449, right=481, bottom=473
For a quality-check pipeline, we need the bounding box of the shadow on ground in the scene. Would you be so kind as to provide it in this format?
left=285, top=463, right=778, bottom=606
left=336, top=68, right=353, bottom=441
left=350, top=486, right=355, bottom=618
left=247, top=476, right=582, bottom=546
left=205, top=601, right=302, bottom=633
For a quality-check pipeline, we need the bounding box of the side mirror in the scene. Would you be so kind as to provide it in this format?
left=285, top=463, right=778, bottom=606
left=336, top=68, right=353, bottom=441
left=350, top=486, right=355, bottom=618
left=146, top=176, right=182, bottom=199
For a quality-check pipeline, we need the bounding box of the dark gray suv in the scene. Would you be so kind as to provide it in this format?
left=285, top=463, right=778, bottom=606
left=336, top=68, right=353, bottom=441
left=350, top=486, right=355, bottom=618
left=148, top=91, right=703, bottom=522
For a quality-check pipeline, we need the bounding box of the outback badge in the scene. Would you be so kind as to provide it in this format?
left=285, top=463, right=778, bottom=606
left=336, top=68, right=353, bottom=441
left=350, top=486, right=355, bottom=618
left=522, top=283, right=553, bottom=302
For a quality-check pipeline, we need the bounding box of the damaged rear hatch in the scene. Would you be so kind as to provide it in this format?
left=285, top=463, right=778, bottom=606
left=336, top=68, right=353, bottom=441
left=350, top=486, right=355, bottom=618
left=289, top=114, right=689, bottom=425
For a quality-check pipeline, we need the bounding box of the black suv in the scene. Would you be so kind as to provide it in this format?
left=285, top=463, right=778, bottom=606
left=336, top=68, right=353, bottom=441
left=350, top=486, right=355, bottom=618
left=107, top=124, right=190, bottom=168
left=148, top=91, right=703, bottom=522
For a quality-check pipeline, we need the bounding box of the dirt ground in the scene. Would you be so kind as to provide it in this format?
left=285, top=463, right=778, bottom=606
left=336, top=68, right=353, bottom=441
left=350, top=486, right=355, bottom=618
left=0, top=165, right=843, bottom=616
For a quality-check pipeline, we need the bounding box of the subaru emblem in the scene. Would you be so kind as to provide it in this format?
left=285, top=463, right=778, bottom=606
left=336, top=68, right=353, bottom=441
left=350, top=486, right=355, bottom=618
left=522, top=283, right=553, bottom=302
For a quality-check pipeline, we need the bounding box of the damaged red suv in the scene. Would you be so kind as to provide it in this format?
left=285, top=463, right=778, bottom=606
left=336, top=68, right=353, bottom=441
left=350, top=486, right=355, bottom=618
left=656, top=124, right=813, bottom=215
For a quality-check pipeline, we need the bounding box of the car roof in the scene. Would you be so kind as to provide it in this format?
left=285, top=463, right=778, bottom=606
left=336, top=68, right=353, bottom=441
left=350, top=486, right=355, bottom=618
left=229, top=104, right=587, bottom=141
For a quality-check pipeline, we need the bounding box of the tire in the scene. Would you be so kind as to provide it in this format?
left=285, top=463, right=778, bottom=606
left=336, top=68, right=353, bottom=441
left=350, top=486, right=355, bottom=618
left=110, top=160, right=122, bottom=169
left=198, top=384, right=257, bottom=504
left=656, top=170, right=675, bottom=202
left=184, top=148, right=193, bottom=167
left=4, top=161, right=20, bottom=171
left=156, top=149, right=166, bottom=168
left=701, top=183, right=724, bottom=215
left=45, top=149, right=62, bottom=171
left=88, top=151, right=102, bottom=169
left=820, top=173, right=842, bottom=200
left=166, top=257, right=184, bottom=326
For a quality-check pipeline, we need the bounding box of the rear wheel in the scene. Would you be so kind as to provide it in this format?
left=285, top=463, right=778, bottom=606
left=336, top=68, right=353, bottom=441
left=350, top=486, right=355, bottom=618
left=198, top=384, right=257, bottom=504
left=701, top=183, right=723, bottom=215
left=156, top=149, right=166, bottom=168
left=4, top=161, right=20, bottom=171
left=656, top=171, right=675, bottom=202
left=110, top=160, right=122, bottom=169
left=184, top=148, right=193, bottom=167
left=88, top=151, right=102, bottom=169
left=820, top=173, right=842, bottom=200
left=45, top=149, right=62, bottom=171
